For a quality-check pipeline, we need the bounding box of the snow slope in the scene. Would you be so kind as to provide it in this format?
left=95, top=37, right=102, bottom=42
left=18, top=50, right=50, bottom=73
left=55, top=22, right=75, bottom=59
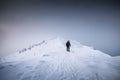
left=0, top=37, right=120, bottom=80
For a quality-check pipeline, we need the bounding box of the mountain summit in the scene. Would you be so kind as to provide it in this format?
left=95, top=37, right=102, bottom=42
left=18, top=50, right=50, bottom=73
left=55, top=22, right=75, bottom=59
left=0, top=38, right=120, bottom=80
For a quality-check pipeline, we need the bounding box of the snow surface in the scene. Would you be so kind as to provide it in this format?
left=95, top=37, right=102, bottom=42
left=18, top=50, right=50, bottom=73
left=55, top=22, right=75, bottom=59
left=0, top=37, right=120, bottom=80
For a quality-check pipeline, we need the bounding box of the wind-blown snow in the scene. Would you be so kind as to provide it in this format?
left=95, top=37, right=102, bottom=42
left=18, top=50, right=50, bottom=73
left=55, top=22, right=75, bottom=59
left=0, top=37, right=120, bottom=80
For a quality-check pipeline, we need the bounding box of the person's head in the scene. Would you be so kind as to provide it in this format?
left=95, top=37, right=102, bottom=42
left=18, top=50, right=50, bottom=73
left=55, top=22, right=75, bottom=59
left=67, top=40, right=70, bottom=42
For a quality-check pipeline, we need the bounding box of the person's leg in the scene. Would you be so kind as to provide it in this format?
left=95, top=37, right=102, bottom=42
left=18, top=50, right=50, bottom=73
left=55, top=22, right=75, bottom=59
left=67, top=47, right=70, bottom=52
left=68, top=47, right=70, bottom=52
left=67, top=46, right=69, bottom=51
left=67, top=48, right=69, bottom=51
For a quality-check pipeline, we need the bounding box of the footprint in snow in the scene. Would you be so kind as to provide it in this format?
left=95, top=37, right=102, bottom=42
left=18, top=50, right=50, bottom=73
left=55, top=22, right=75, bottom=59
left=43, top=54, right=50, bottom=57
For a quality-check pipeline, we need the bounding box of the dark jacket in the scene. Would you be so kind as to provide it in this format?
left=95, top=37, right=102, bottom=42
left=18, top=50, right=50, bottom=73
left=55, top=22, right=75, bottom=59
left=66, top=41, right=71, bottom=48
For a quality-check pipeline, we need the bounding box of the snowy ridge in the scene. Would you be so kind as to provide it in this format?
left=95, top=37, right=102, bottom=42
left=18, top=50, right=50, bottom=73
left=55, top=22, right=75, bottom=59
left=1, top=37, right=110, bottom=62
left=0, top=37, right=120, bottom=80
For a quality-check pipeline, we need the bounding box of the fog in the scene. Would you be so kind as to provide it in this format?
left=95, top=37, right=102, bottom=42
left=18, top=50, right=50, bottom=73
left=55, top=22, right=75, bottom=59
left=0, top=0, right=120, bottom=57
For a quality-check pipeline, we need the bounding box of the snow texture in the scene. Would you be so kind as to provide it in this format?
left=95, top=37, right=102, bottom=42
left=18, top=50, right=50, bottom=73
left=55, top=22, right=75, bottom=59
left=0, top=37, right=120, bottom=80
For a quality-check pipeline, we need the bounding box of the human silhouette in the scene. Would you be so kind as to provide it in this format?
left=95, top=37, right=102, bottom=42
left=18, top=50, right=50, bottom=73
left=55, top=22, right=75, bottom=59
left=66, top=40, right=71, bottom=52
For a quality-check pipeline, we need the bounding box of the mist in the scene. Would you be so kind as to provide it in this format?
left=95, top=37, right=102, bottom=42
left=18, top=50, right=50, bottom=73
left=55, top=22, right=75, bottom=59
left=0, top=0, right=120, bottom=57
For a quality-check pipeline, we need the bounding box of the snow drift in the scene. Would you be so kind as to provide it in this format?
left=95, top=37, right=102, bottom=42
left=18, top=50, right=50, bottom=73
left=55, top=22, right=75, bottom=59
left=0, top=37, right=120, bottom=80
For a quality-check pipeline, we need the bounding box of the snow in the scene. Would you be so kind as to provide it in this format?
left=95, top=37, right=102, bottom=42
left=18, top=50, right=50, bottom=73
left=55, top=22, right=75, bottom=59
left=0, top=37, right=120, bottom=80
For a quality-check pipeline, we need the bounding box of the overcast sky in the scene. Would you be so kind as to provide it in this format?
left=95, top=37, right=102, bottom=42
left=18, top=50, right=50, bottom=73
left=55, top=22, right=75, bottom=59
left=0, top=0, right=120, bottom=57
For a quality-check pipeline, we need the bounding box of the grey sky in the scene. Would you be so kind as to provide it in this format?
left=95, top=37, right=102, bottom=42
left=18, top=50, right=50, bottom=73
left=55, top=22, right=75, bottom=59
left=0, top=0, right=120, bottom=57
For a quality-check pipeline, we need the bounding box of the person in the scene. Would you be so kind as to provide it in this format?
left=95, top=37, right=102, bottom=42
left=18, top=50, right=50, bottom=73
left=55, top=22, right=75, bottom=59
left=66, top=40, right=71, bottom=52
